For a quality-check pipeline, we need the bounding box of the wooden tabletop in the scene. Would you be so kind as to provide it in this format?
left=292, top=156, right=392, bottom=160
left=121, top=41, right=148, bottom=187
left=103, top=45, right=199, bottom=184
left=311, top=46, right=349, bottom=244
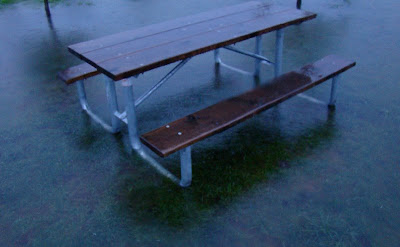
left=68, top=1, right=316, bottom=81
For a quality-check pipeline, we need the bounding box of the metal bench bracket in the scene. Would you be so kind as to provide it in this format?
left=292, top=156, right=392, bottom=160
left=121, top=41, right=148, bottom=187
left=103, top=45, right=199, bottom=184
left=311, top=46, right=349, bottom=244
left=329, top=75, right=340, bottom=108
left=296, top=75, right=341, bottom=107
left=179, top=146, right=192, bottom=187
left=275, top=29, right=284, bottom=77
left=76, top=79, right=115, bottom=133
left=74, top=59, right=195, bottom=186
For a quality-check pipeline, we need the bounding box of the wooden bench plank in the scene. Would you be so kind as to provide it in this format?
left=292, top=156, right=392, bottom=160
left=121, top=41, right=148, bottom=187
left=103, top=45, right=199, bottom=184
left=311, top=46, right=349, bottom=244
left=57, top=63, right=100, bottom=85
left=69, top=4, right=316, bottom=81
left=140, top=55, right=356, bottom=157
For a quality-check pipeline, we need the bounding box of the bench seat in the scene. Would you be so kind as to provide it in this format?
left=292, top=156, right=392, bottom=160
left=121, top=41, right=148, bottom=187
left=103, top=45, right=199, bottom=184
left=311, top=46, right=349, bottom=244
left=140, top=55, right=356, bottom=157
left=57, top=63, right=100, bottom=85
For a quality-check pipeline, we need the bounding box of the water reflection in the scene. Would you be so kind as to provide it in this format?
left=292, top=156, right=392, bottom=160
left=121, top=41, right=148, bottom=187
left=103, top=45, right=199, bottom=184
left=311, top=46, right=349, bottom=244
left=1, top=0, right=400, bottom=246
left=116, top=109, right=337, bottom=226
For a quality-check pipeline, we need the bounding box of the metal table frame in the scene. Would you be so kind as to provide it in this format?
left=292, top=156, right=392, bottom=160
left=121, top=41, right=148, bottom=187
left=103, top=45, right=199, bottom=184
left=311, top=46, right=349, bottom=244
left=73, top=28, right=340, bottom=186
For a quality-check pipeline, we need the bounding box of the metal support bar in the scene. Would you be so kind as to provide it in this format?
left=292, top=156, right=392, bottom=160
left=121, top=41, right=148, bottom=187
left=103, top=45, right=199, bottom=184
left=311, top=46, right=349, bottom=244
left=297, top=93, right=326, bottom=105
left=124, top=79, right=142, bottom=150
left=136, top=147, right=180, bottom=185
left=179, top=146, right=192, bottom=187
left=76, top=78, right=181, bottom=186
left=254, top=35, right=263, bottom=77
left=76, top=80, right=114, bottom=132
left=214, top=48, right=221, bottom=64
left=135, top=58, right=191, bottom=107
left=219, top=61, right=253, bottom=76
left=223, top=45, right=273, bottom=65
left=104, top=76, right=121, bottom=133
left=275, top=29, right=284, bottom=78
left=76, top=80, right=88, bottom=111
left=121, top=79, right=181, bottom=185
left=114, top=111, right=128, bottom=124
left=328, top=75, right=340, bottom=108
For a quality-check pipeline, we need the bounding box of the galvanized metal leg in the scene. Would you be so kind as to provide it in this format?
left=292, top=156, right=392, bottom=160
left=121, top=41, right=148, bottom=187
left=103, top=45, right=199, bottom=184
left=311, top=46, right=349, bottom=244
left=275, top=29, right=284, bottom=78
left=179, top=146, right=192, bottom=187
left=254, top=35, right=262, bottom=77
left=76, top=79, right=114, bottom=132
left=104, top=76, right=121, bottom=133
left=76, top=80, right=88, bottom=111
left=123, top=77, right=180, bottom=185
left=124, top=79, right=142, bottom=150
left=328, top=75, right=340, bottom=109
left=214, top=49, right=221, bottom=64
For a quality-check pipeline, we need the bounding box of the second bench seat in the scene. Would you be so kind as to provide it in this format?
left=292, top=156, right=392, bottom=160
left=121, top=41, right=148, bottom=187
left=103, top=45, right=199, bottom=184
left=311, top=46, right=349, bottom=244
left=140, top=55, right=356, bottom=158
left=58, top=63, right=100, bottom=85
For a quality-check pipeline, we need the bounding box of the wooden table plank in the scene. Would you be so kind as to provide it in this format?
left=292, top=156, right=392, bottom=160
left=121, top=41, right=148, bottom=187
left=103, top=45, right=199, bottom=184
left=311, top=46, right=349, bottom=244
left=69, top=1, right=262, bottom=54
left=69, top=3, right=316, bottom=81
left=103, top=8, right=315, bottom=80
left=140, top=55, right=356, bottom=157
left=79, top=5, right=276, bottom=64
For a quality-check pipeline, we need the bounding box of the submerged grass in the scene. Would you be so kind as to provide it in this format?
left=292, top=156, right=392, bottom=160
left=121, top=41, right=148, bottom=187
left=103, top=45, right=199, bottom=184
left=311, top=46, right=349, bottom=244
left=0, top=0, right=19, bottom=4
left=0, top=0, right=69, bottom=5
left=117, top=112, right=337, bottom=227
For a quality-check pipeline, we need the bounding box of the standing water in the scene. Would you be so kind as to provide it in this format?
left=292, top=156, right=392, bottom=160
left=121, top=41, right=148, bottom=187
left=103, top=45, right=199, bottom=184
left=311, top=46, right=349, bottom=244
left=0, top=0, right=399, bottom=246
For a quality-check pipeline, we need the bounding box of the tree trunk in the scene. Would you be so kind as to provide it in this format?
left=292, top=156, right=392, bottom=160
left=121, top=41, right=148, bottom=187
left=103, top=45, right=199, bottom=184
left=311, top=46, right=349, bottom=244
left=44, top=0, right=51, bottom=17
left=296, top=0, right=302, bottom=9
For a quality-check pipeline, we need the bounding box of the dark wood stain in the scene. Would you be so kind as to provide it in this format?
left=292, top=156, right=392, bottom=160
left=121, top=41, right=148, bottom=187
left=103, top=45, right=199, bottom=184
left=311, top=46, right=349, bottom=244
left=69, top=1, right=263, bottom=54
left=68, top=2, right=316, bottom=81
left=57, top=63, right=99, bottom=85
left=140, top=55, right=356, bottom=157
left=79, top=6, right=273, bottom=64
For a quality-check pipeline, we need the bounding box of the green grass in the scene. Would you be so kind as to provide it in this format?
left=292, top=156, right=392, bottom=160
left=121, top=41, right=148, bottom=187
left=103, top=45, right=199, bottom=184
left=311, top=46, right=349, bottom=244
left=0, top=0, right=17, bottom=4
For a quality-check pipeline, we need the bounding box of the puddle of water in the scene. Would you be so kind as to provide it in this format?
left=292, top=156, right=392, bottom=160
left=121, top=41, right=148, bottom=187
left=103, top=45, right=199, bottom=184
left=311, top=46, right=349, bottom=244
left=0, top=0, right=399, bottom=246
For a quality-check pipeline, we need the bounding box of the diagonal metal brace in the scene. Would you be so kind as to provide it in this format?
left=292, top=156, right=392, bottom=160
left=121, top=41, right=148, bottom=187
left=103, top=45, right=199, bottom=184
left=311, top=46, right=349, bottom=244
left=223, top=45, right=274, bottom=65
left=134, top=58, right=191, bottom=107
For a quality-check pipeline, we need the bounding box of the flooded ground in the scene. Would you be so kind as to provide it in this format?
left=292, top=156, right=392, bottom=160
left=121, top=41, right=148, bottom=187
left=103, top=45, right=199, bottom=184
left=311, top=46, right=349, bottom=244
left=0, top=0, right=399, bottom=246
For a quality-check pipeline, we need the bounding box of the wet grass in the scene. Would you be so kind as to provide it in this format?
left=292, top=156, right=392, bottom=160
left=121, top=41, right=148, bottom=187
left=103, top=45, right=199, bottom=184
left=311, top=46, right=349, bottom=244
left=0, top=0, right=80, bottom=5
left=116, top=111, right=337, bottom=227
left=1, top=0, right=400, bottom=245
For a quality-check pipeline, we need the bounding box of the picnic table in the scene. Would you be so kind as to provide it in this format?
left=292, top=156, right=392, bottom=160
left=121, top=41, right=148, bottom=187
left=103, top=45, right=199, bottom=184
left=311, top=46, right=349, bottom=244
left=59, top=1, right=355, bottom=187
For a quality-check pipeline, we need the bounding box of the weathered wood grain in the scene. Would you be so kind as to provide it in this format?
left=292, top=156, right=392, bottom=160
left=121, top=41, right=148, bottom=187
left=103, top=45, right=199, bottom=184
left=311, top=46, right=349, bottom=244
left=68, top=2, right=316, bottom=80
left=140, top=55, right=356, bottom=157
left=57, top=63, right=99, bottom=85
